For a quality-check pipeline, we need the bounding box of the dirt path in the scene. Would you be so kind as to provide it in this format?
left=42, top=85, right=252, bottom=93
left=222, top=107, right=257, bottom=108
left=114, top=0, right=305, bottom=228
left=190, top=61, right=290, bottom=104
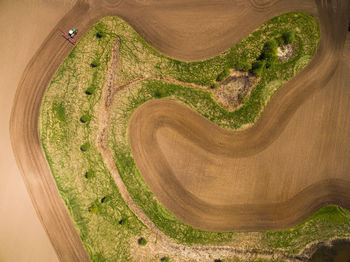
left=9, top=0, right=350, bottom=261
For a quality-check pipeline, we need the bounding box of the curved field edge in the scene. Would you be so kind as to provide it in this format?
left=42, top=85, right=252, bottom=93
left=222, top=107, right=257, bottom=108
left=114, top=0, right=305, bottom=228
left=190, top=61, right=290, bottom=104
left=39, top=13, right=349, bottom=261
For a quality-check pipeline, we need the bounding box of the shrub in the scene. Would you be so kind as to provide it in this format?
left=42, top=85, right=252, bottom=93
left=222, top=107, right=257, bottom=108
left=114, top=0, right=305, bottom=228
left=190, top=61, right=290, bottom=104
left=210, top=82, right=219, bottom=89
left=216, top=68, right=230, bottom=82
left=251, top=60, right=266, bottom=76
left=90, top=59, right=100, bottom=68
left=88, top=203, right=99, bottom=214
left=95, top=22, right=107, bottom=38
left=85, top=84, right=96, bottom=95
left=54, top=103, right=65, bottom=122
left=260, top=39, right=278, bottom=61
left=80, top=142, right=90, bottom=152
left=214, top=259, right=223, bottom=262
left=234, top=60, right=252, bottom=71
left=282, top=30, right=296, bottom=44
left=160, top=256, right=170, bottom=262
left=96, top=29, right=106, bottom=38
left=154, top=89, right=165, bottom=98
left=84, top=170, right=94, bottom=179
left=138, top=237, right=147, bottom=246
left=275, top=36, right=285, bottom=46
left=80, top=113, right=91, bottom=123
left=100, top=195, right=112, bottom=203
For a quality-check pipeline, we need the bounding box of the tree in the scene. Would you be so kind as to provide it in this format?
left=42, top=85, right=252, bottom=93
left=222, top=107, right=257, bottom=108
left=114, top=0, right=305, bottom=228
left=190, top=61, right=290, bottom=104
left=88, top=203, right=99, bottom=214
left=260, top=39, right=278, bottom=66
left=216, top=68, right=230, bottom=82
left=85, top=84, right=96, bottom=95
left=80, top=142, right=90, bottom=152
left=138, top=237, right=147, bottom=246
left=211, top=82, right=219, bottom=89
left=275, top=36, right=285, bottom=46
left=251, top=60, right=266, bottom=76
left=235, top=59, right=252, bottom=71
left=80, top=113, right=91, bottom=123
left=84, top=170, right=94, bottom=179
left=282, top=30, right=296, bottom=44
left=160, top=256, right=170, bottom=262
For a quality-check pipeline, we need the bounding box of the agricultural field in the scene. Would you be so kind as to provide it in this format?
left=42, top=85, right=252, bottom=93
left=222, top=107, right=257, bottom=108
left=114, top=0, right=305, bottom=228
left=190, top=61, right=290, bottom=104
left=38, top=11, right=350, bottom=262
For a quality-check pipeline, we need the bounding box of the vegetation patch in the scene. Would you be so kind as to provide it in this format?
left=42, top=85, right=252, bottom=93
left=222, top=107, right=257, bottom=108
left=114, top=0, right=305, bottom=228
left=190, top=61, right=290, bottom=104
left=39, top=12, right=350, bottom=262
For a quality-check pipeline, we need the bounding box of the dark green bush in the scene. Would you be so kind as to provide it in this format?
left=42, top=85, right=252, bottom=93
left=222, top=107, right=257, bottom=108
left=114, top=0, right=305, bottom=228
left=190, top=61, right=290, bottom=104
left=90, top=59, right=100, bottom=68
left=80, top=142, right=90, bottom=152
left=85, top=84, right=97, bottom=95
left=216, top=68, right=230, bottom=82
left=88, top=203, right=99, bottom=214
left=282, top=30, right=296, bottom=44
left=160, top=256, right=170, bottom=262
left=260, top=39, right=278, bottom=61
left=234, top=60, right=252, bottom=71
left=100, top=195, right=112, bottom=203
left=80, top=113, right=91, bottom=123
left=275, top=36, right=285, bottom=46
left=154, top=89, right=165, bottom=98
left=96, top=30, right=106, bottom=38
left=138, top=237, right=147, bottom=246
left=210, top=82, right=219, bottom=89
left=251, top=60, right=266, bottom=76
left=84, top=170, right=94, bottom=179
left=258, top=39, right=278, bottom=67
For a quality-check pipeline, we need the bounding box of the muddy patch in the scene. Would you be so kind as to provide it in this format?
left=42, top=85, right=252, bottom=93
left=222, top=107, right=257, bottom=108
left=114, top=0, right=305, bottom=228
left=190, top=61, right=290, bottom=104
left=213, top=71, right=258, bottom=111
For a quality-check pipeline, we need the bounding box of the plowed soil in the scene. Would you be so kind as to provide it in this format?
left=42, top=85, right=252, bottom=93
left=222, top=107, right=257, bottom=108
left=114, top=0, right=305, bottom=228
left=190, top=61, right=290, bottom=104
left=9, top=0, right=350, bottom=260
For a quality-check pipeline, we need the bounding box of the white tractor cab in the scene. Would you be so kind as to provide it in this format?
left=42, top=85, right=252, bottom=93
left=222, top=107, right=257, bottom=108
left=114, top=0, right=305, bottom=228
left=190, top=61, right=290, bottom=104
left=68, top=28, right=78, bottom=38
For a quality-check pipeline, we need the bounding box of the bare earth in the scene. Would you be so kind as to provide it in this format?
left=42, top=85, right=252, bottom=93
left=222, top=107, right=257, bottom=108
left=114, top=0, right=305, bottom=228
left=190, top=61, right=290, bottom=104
left=8, top=0, right=350, bottom=261
left=0, top=1, right=75, bottom=262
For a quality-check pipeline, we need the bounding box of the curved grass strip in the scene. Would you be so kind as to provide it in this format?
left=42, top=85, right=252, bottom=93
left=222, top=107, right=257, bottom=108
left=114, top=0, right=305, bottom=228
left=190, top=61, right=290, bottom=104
left=39, top=13, right=350, bottom=261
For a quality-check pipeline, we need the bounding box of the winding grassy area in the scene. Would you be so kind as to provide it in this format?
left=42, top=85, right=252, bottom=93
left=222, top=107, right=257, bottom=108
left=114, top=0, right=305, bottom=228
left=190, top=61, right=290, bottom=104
left=40, top=13, right=350, bottom=261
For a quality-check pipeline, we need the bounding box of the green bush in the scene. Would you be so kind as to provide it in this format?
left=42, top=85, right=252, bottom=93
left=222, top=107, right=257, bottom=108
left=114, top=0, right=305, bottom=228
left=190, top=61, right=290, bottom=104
left=118, top=218, right=126, bottom=225
left=85, top=84, right=97, bottom=95
left=96, top=30, right=106, bottom=38
left=160, top=256, right=170, bottom=262
left=216, top=68, right=230, bottom=82
left=210, top=82, right=219, bottom=89
left=80, top=142, right=90, bottom=152
left=275, top=36, right=285, bottom=46
left=88, top=203, right=99, bottom=214
left=154, top=88, right=166, bottom=98
left=251, top=60, right=266, bottom=76
left=234, top=60, right=252, bottom=71
left=90, top=59, right=100, bottom=68
left=260, top=39, right=278, bottom=66
left=138, top=237, right=147, bottom=246
left=100, top=195, right=112, bottom=203
left=282, top=30, right=296, bottom=44
left=80, top=113, right=91, bottom=123
left=84, top=170, right=94, bottom=179
left=95, top=22, right=107, bottom=37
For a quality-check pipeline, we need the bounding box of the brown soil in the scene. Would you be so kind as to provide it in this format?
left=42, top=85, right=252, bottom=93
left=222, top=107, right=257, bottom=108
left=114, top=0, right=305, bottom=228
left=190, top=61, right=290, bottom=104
left=0, top=1, right=75, bottom=262
left=9, top=0, right=350, bottom=261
